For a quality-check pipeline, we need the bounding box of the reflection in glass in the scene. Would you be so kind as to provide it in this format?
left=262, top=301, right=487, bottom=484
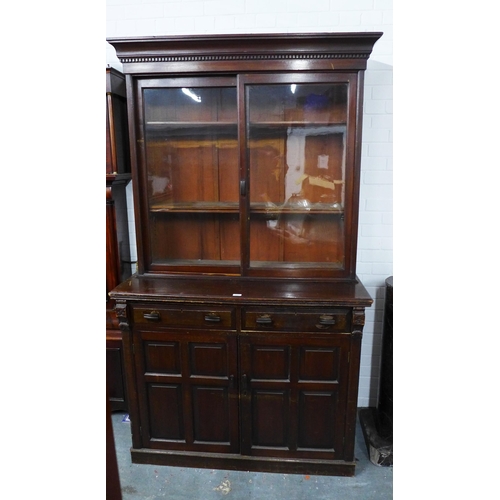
left=247, top=83, right=347, bottom=268
left=181, top=88, right=202, bottom=102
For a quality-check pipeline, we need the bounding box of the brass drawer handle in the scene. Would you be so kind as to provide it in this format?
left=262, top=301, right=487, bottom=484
left=318, top=314, right=336, bottom=325
left=143, top=311, right=161, bottom=321
left=256, top=315, right=272, bottom=325
left=316, top=314, right=336, bottom=329
left=204, top=314, right=221, bottom=322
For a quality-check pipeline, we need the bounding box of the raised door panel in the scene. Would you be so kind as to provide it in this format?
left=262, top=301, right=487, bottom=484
left=296, top=345, right=346, bottom=454
left=135, top=330, right=239, bottom=453
left=251, top=389, right=290, bottom=450
left=148, top=383, right=184, bottom=440
left=189, top=342, right=234, bottom=445
left=240, top=334, right=350, bottom=460
left=298, top=391, right=337, bottom=449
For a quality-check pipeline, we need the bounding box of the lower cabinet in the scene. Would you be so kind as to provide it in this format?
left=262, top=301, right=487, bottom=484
left=112, top=278, right=372, bottom=476
left=134, top=328, right=350, bottom=462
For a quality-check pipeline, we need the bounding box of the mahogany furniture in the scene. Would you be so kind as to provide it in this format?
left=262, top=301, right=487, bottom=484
left=108, top=32, right=381, bottom=476
left=106, top=67, right=132, bottom=411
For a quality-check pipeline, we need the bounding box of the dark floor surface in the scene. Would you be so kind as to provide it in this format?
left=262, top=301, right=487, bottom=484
left=111, top=411, right=393, bottom=499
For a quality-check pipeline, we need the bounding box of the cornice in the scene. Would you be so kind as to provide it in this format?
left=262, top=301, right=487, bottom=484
left=107, top=32, right=383, bottom=67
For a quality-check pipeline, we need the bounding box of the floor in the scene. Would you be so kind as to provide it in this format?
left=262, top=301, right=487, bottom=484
left=111, top=411, right=393, bottom=499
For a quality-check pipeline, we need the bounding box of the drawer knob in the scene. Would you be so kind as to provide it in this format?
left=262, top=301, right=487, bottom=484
left=256, top=315, right=272, bottom=325
left=204, top=314, right=221, bottom=322
left=143, top=311, right=161, bottom=321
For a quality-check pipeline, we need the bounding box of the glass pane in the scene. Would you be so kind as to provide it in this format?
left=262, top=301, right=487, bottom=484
left=143, top=86, right=239, bottom=267
left=247, top=83, right=347, bottom=269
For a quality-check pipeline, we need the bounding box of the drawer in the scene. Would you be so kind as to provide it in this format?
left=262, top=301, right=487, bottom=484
left=132, top=304, right=236, bottom=330
left=241, top=307, right=350, bottom=333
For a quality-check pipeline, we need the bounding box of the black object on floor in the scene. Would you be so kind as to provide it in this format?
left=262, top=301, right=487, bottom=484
left=359, top=407, right=393, bottom=467
left=359, top=276, right=393, bottom=467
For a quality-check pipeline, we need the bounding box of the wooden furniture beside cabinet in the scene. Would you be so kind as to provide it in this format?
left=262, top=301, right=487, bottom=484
left=106, top=66, right=132, bottom=412
left=108, top=32, right=381, bottom=476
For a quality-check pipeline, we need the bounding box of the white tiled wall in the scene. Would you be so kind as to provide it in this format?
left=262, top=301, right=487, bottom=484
left=107, top=0, right=393, bottom=407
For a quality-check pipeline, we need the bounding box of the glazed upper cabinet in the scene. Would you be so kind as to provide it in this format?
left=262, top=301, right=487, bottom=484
left=141, top=75, right=351, bottom=277
left=109, top=32, right=381, bottom=281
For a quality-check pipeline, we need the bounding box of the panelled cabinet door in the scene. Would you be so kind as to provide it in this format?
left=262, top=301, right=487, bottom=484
left=239, top=334, right=350, bottom=460
left=134, top=330, right=240, bottom=453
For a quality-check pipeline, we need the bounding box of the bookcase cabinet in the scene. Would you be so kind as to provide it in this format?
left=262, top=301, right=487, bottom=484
left=108, top=32, right=381, bottom=476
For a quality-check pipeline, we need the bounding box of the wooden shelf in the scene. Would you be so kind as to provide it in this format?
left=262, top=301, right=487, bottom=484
left=146, top=121, right=238, bottom=139
left=149, top=201, right=343, bottom=215
left=147, top=121, right=237, bottom=127
left=150, top=201, right=239, bottom=213
left=249, top=121, right=346, bottom=127
left=250, top=202, right=343, bottom=215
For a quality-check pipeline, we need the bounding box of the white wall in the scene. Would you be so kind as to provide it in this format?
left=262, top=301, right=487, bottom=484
left=106, top=0, right=393, bottom=407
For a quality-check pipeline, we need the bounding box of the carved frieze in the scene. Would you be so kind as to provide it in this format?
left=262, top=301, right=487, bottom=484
left=118, top=53, right=366, bottom=63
